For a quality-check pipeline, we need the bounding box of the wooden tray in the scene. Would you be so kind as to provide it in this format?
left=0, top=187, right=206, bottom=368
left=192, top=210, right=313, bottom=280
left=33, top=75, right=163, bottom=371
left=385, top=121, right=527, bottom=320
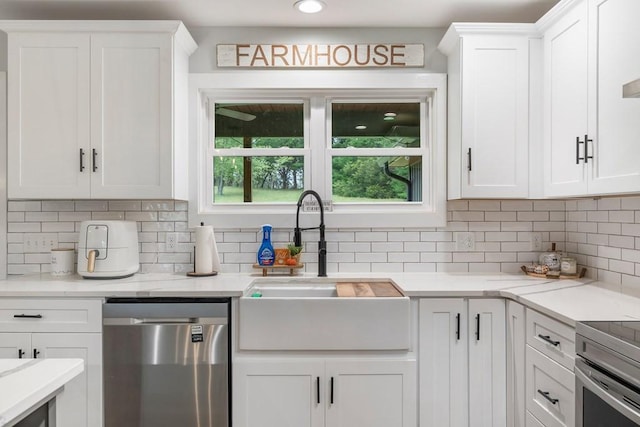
left=253, top=263, right=304, bottom=276
left=520, top=265, right=587, bottom=280
left=336, top=282, right=403, bottom=297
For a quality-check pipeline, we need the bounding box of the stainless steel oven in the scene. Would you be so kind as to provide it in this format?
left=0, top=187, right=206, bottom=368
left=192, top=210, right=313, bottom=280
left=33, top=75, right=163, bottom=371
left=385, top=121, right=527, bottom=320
left=576, top=321, right=640, bottom=427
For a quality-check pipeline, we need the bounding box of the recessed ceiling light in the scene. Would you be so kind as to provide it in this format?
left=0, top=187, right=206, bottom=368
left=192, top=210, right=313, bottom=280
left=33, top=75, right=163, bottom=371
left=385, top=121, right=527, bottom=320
left=383, top=116, right=395, bottom=121
left=294, top=0, right=325, bottom=14
left=384, top=112, right=397, bottom=117
left=355, top=125, right=367, bottom=130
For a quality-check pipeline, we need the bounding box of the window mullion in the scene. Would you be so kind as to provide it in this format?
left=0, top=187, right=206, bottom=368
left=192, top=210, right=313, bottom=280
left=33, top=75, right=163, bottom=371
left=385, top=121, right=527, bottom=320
left=309, top=96, right=327, bottom=199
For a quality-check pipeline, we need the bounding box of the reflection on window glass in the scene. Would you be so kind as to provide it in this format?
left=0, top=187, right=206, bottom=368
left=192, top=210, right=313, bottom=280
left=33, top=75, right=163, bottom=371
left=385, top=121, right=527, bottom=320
left=332, top=156, right=422, bottom=202
left=331, top=102, right=420, bottom=148
left=213, top=156, right=304, bottom=204
left=214, top=103, right=303, bottom=147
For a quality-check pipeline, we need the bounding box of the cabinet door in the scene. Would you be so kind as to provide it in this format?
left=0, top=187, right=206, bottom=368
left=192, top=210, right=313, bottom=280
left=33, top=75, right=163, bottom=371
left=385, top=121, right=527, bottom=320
left=506, top=301, right=526, bottom=427
left=468, top=298, right=507, bottom=427
left=233, top=359, right=325, bottom=427
left=460, top=35, right=529, bottom=198
left=90, top=33, right=173, bottom=199
left=0, top=332, right=30, bottom=358
left=325, top=359, right=416, bottom=427
left=7, top=33, right=91, bottom=199
left=419, top=298, right=468, bottom=427
left=587, top=0, right=640, bottom=194
left=543, top=0, right=589, bottom=197
left=32, top=333, right=103, bottom=427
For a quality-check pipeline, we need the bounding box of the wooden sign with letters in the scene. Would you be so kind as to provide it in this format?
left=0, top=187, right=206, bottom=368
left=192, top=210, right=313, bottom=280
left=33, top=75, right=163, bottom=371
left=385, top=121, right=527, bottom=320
left=217, top=44, right=424, bottom=68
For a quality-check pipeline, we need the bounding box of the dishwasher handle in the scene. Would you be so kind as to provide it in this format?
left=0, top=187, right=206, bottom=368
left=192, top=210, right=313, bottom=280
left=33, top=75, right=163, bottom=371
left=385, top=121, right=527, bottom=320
left=103, top=316, right=227, bottom=326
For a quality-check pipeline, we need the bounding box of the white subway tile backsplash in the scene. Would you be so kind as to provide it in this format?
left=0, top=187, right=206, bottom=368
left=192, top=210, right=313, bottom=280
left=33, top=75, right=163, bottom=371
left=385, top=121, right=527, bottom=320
left=609, top=235, right=634, bottom=249
left=92, top=211, right=125, bottom=220
left=109, top=201, right=141, bottom=211
left=6, top=195, right=637, bottom=283
left=609, top=210, right=634, bottom=223
left=371, top=242, right=403, bottom=252
left=609, top=259, right=635, bottom=275
left=484, top=211, right=517, bottom=222
left=24, top=212, right=58, bottom=222
left=468, top=200, right=501, bottom=211
left=75, top=200, right=108, bottom=211
left=501, top=222, right=533, bottom=232
left=7, top=212, right=24, bottom=222
left=597, top=198, right=621, bottom=210
left=141, top=201, right=175, bottom=211
left=125, top=211, right=159, bottom=221
left=452, top=211, right=484, bottom=222
left=8, top=201, right=41, bottom=212
left=534, top=200, right=565, bottom=211
left=621, top=196, right=640, bottom=210
left=42, top=201, right=75, bottom=212
left=517, top=211, right=549, bottom=221
left=468, top=222, right=501, bottom=231
left=501, top=201, right=533, bottom=211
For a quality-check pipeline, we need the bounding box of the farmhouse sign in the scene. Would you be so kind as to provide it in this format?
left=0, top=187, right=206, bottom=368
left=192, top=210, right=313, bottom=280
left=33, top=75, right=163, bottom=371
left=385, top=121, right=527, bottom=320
left=217, top=44, right=424, bottom=68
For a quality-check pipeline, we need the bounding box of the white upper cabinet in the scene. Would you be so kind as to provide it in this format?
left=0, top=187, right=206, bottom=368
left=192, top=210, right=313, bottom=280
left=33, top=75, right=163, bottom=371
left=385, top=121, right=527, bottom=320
left=4, top=21, right=197, bottom=200
left=439, top=25, right=536, bottom=199
left=7, top=33, right=91, bottom=199
left=542, top=0, right=640, bottom=197
left=542, top=0, right=589, bottom=197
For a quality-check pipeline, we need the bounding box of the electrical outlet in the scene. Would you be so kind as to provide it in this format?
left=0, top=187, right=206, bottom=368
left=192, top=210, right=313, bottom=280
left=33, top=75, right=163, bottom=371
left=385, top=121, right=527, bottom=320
left=24, top=233, right=58, bottom=253
left=530, top=232, right=543, bottom=251
left=455, top=232, right=475, bottom=251
left=166, top=233, right=178, bottom=251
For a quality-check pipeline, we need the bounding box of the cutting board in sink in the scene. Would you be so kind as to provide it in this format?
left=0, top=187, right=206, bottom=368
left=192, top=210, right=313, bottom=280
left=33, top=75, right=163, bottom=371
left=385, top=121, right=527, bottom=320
left=336, top=282, right=403, bottom=297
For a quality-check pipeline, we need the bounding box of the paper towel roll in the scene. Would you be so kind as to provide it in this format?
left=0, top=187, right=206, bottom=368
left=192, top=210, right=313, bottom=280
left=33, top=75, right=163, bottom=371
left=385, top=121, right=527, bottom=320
left=195, top=225, right=221, bottom=274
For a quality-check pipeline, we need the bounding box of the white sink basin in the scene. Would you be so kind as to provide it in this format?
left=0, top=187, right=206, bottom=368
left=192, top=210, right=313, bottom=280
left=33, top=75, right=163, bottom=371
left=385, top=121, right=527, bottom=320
left=246, top=283, right=338, bottom=298
left=238, top=279, right=410, bottom=351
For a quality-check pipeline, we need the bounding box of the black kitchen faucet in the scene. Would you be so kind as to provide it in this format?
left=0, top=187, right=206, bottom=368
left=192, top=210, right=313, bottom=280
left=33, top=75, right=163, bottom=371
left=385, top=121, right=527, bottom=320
left=294, top=190, right=327, bottom=277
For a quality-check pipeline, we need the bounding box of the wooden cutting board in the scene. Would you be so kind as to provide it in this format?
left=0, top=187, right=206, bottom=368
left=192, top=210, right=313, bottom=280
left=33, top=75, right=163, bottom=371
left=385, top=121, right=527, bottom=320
left=336, top=282, right=403, bottom=297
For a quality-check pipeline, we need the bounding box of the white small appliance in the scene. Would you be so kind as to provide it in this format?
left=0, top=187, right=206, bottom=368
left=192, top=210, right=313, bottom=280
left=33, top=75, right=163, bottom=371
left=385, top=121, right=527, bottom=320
left=78, top=220, right=139, bottom=279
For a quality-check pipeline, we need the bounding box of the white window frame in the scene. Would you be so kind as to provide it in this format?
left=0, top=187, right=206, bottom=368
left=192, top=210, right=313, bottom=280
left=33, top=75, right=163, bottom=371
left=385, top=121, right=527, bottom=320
left=189, top=71, right=447, bottom=229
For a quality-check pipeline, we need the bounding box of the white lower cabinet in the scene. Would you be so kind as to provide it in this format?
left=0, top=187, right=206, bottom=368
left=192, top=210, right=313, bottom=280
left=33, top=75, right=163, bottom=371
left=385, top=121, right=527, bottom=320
left=0, top=298, right=103, bottom=427
left=233, top=357, right=416, bottom=427
left=523, top=307, right=576, bottom=427
left=507, top=301, right=526, bottom=427
left=419, top=298, right=506, bottom=427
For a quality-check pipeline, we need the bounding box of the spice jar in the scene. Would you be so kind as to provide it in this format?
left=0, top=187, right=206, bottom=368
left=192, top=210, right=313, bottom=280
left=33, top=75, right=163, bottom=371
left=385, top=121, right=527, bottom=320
left=560, top=257, right=577, bottom=275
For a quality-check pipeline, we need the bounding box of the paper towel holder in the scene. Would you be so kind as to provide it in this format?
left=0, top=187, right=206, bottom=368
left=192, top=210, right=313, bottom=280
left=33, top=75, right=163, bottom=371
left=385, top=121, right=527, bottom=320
left=187, top=245, right=219, bottom=277
left=187, top=222, right=220, bottom=277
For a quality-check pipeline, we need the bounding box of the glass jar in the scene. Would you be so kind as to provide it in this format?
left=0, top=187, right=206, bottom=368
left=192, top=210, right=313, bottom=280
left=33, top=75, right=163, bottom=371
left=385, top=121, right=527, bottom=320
left=560, top=257, right=577, bottom=275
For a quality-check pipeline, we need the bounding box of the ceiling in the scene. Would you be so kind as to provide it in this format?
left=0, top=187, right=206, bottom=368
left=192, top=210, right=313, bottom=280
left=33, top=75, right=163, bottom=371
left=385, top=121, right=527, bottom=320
left=0, top=0, right=560, bottom=28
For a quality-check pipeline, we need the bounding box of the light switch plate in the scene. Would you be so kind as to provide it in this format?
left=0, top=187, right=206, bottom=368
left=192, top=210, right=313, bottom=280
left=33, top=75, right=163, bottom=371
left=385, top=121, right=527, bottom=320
left=455, top=232, right=475, bottom=251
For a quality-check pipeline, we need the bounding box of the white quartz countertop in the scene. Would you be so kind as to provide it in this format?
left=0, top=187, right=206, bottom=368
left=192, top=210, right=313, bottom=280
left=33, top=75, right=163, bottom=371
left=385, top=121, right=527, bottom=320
left=0, top=358, right=84, bottom=427
left=0, top=271, right=638, bottom=326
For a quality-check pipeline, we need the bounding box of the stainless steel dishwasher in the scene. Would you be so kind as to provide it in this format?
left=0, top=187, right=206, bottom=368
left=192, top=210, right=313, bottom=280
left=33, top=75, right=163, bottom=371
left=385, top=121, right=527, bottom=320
left=103, top=297, right=230, bottom=427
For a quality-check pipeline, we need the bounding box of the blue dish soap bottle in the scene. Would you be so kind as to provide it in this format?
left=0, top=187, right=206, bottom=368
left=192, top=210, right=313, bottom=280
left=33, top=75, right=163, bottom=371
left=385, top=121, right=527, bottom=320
left=257, top=224, right=275, bottom=266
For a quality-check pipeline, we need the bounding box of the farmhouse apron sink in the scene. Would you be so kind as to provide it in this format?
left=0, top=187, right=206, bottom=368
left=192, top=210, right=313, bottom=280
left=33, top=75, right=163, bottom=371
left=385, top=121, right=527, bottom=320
left=238, top=279, right=410, bottom=351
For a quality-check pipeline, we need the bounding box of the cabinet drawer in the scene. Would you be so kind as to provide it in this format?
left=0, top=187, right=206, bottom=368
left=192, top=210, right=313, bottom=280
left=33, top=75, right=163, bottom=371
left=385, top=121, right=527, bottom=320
left=526, top=308, right=575, bottom=370
left=526, top=346, right=574, bottom=427
left=526, top=411, right=545, bottom=427
left=0, top=299, right=102, bottom=332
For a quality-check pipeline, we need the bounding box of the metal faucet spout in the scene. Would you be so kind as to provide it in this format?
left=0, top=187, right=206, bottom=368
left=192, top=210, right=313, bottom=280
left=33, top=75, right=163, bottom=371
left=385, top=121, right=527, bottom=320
left=294, top=190, right=327, bottom=277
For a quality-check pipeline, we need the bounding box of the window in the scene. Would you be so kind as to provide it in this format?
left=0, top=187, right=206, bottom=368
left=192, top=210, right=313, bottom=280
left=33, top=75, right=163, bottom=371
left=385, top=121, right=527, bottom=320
left=190, top=72, right=446, bottom=229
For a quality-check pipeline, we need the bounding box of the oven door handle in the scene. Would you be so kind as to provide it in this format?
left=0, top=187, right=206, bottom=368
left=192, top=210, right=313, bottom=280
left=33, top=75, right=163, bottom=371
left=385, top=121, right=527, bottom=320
left=576, top=366, right=640, bottom=424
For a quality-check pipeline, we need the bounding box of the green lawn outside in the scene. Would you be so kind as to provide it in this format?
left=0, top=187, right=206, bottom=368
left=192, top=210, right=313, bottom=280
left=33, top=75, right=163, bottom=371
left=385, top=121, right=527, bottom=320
left=213, top=186, right=405, bottom=203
